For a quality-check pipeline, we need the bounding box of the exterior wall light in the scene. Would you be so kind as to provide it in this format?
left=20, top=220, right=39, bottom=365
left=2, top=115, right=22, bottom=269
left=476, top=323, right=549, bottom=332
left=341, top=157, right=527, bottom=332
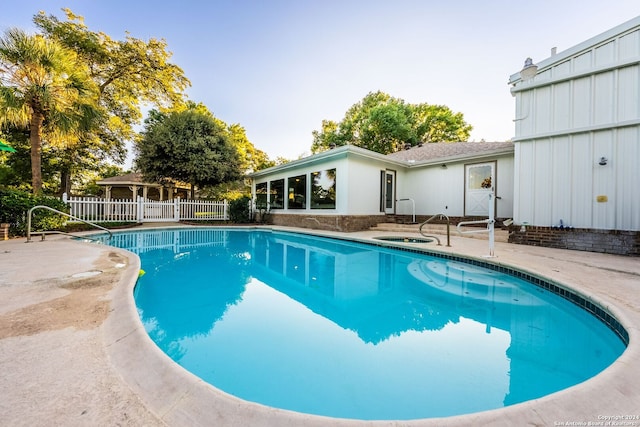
left=520, top=57, right=538, bottom=81
left=599, top=157, right=608, bottom=166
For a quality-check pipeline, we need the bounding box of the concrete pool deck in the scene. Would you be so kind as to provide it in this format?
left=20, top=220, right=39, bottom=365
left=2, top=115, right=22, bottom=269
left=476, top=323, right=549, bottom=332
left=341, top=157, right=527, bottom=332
left=0, top=225, right=638, bottom=426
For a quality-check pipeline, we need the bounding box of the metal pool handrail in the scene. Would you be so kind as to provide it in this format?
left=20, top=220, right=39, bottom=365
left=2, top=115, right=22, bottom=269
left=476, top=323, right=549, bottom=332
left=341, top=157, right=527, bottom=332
left=455, top=192, right=496, bottom=258
left=26, top=205, right=113, bottom=243
left=419, top=213, right=451, bottom=247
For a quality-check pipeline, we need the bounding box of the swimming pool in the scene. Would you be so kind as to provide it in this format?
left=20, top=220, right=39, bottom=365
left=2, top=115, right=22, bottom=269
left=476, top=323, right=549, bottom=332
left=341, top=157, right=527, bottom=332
left=103, top=227, right=626, bottom=421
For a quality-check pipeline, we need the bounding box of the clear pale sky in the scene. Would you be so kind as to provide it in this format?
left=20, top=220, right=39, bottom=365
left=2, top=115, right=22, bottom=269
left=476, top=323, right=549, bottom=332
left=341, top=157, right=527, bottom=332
left=3, top=1, right=640, bottom=165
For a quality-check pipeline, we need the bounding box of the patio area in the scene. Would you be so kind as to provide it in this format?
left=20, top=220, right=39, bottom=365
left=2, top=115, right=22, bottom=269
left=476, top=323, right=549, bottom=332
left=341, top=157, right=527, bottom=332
left=0, top=225, right=638, bottom=426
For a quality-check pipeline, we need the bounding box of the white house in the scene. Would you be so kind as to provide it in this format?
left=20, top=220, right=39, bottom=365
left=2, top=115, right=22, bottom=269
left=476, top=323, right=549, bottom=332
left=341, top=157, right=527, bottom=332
left=250, top=15, right=639, bottom=255
left=507, top=15, right=640, bottom=254
left=249, top=141, right=514, bottom=231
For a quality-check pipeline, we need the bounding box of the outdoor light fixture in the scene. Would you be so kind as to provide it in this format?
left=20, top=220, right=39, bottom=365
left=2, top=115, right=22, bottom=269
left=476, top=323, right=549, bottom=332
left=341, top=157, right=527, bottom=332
left=441, top=164, right=447, bottom=169
left=520, top=57, right=538, bottom=81
left=599, top=157, right=608, bottom=166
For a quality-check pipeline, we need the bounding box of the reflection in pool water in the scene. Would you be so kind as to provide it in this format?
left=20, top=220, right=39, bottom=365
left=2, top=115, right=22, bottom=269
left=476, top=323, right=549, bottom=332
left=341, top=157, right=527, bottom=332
left=104, top=228, right=625, bottom=420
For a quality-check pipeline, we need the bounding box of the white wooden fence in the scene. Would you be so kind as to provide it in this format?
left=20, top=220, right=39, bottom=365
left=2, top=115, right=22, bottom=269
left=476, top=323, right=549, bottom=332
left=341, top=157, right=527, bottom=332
left=64, top=196, right=228, bottom=223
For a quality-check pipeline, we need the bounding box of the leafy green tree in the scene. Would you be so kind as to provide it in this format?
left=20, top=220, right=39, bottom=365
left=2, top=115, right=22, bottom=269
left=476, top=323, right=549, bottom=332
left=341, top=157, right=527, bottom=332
left=228, top=123, right=274, bottom=173
left=0, top=28, right=100, bottom=194
left=411, top=103, right=472, bottom=143
left=33, top=9, right=190, bottom=195
left=136, top=108, right=242, bottom=197
left=170, top=101, right=276, bottom=200
left=176, top=102, right=274, bottom=174
left=311, top=91, right=473, bottom=154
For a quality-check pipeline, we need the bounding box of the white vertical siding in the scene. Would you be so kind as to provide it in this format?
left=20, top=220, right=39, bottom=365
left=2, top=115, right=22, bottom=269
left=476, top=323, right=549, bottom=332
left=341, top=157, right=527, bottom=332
left=532, top=140, right=553, bottom=225
left=616, top=127, right=640, bottom=230
left=496, top=157, right=514, bottom=218
left=594, top=72, right=615, bottom=125
left=395, top=156, right=514, bottom=219
left=619, top=29, right=639, bottom=60
left=534, top=86, right=552, bottom=133
left=570, top=134, right=593, bottom=228
left=399, top=165, right=465, bottom=217
left=572, top=77, right=592, bottom=128
left=345, top=157, right=391, bottom=215
left=550, top=136, right=572, bottom=224
left=510, top=16, right=640, bottom=231
left=595, top=41, right=615, bottom=66
left=553, top=81, right=571, bottom=130
left=514, top=143, right=535, bottom=224
left=574, top=51, right=592, bottom=72
left=592, top=130, right=616, bottom=229
left=617, top=65, right=639, bottom=121
left=554, top=60, right=572, bottom=77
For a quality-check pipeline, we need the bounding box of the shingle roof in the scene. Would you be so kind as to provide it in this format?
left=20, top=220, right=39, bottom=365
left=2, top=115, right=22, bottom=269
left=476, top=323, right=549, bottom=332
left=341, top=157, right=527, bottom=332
left=97, top=172, right=144, bottom=184
left=386, top=141, right=514, bottom=163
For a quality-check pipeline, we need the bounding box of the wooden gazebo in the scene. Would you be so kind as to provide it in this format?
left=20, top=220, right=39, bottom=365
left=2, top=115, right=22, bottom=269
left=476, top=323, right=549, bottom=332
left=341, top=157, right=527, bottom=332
left=96, top=173, right=190, bottom=200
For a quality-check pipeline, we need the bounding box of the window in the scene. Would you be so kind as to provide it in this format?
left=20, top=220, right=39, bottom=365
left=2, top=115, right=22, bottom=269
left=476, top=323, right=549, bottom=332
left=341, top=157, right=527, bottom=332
left=288, top=175, right=306, bottom=209
left=311, top=169, right=336, bottom=209
left=270, top=179, right=285, bottom=209
left=255, top=182, right=268, bottom=209
left=467, top=165, right=492, bottom=190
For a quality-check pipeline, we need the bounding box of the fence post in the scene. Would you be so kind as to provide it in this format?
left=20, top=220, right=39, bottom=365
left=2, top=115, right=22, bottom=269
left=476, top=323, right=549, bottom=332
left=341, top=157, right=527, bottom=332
left=137, top=197, right=143, bottom=223
left=174, top=197, right=181, bottom=221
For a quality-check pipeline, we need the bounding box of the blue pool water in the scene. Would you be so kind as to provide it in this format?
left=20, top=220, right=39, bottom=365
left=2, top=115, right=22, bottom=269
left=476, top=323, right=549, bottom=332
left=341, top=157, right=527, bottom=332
left=103, top=228, right=626, bottom=420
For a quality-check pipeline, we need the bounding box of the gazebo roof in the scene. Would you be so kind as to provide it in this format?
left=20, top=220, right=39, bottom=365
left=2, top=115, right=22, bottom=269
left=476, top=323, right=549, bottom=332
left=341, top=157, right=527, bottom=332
left=96, top=172, right=156, bottom=186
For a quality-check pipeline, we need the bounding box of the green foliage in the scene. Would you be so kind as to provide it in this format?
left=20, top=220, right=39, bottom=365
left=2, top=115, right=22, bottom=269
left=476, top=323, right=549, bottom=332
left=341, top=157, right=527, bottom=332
left=311, top=91, right=473, bottom=154
left=0, top=188, right=68, bottom=236
left=227, top=123, right=274, bottom=173
left=228, top=196, right=252, bottom=223
left=0, top=27, right=101, bottom=194
left=199, top=180, right=249, bottom=201
left=32, top=9, right=191, bottom=196
left=136, top=106, right=242, bottom=192
left=0, top=128, right=64, bottom=193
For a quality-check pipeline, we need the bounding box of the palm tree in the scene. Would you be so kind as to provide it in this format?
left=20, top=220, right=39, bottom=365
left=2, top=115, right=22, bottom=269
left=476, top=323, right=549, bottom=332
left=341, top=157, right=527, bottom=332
left=0, top=28, right=99, bottom=193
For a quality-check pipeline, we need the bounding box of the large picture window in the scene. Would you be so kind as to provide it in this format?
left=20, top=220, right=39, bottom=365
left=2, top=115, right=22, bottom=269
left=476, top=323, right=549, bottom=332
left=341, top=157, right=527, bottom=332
left=288, top=175, right=306, bottom=209
left=269, top=179, right=285, bottom=209
left=255, top=182, right=268, bottom=209
left=311, top=169, right=336, bottom=209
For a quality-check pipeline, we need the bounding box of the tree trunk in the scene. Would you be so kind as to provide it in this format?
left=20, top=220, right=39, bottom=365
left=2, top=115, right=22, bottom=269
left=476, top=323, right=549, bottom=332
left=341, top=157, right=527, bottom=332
left=30, top=110, right=45, bottom=194
left=59, top=169, right=72, bottom=197
left=190, top=183, right=195, bottom=199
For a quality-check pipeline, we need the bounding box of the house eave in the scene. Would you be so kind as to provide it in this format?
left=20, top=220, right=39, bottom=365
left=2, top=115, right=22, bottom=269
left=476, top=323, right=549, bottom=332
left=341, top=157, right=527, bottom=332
left=249, top=145, right=407, bottom=178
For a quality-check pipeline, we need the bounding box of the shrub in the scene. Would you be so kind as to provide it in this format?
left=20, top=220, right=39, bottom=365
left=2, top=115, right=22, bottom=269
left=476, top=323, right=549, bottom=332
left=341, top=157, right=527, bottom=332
left=0, top=189, right=69, bottom=237
left=228, top=196, right=252, bottom=223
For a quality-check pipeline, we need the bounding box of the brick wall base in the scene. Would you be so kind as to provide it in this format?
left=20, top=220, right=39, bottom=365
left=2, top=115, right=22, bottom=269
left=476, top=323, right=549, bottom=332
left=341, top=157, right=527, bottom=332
left=267, top=213, right=385, bottom=232
left=508, top=226, right=640, bottom=256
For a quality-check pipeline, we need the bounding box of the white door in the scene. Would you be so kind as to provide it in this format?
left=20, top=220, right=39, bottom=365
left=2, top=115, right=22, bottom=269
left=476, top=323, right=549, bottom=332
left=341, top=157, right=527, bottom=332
left=465, top=162, right=495, bottom=217
left=381, top=170, right=396, bottom=214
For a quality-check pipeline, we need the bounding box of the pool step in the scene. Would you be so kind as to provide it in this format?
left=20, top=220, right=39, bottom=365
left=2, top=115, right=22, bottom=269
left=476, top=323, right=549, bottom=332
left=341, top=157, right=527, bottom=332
left=370, top=223, right=510, bottom=243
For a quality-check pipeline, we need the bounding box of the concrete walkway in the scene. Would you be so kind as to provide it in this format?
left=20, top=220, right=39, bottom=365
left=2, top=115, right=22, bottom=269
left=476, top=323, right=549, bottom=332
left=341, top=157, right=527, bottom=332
left=0, top=226, right=638, bottom=426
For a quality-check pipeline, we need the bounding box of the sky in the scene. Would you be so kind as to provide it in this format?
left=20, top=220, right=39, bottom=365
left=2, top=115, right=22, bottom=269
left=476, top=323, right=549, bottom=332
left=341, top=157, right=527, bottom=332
left=3, top=1, right=640, bottom=166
